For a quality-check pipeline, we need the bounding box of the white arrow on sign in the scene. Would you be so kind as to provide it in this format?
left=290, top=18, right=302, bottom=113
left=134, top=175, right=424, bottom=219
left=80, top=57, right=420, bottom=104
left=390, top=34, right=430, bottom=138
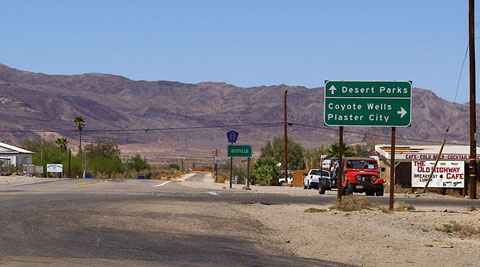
left=329, top=85, right=337, bottom=95
left=397, top=107, right=407, bottom=118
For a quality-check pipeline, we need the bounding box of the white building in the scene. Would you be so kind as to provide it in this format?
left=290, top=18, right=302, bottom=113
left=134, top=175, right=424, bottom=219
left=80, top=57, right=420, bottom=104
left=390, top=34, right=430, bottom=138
left=0, top=142, right=34, bottom=168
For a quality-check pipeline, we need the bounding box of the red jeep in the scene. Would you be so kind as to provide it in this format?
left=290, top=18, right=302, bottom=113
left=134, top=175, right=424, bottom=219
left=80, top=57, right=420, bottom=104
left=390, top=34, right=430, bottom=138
left=341, top=157, right=384, bottom=196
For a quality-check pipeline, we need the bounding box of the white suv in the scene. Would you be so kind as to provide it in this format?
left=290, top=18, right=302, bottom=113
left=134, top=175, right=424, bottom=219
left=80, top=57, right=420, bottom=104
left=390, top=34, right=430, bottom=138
left=303, top=169, right=331, bottom=189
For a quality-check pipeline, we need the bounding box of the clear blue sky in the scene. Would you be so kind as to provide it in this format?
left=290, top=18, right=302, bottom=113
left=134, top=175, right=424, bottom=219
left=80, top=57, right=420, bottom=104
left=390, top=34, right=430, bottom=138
left=0, top=0, right=477, bottom=102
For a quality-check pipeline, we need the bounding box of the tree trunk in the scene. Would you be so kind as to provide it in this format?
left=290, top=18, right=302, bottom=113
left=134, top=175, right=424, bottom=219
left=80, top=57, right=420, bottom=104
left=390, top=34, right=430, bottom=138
left=79, top=130, right=82, bottom=151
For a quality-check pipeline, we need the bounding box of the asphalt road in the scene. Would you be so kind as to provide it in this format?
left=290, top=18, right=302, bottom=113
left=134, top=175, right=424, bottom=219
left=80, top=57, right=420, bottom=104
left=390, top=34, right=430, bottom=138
left=0, top=174, right=478, bottom=266
left=0, top=176, right=350, bottom=267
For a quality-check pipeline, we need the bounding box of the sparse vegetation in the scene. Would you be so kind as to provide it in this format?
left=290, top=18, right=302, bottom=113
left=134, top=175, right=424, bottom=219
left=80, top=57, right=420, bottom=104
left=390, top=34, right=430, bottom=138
left=330, top=195, right=372, bottom=211
left=393, top=201, right=415, bottom=212
left=304, top=208, right=328, bottom=213
left=435, top=221, right=480, bottom=238
left=467, top=206, right=477, bottom=212
left=169, top=164, right=180, bottom=170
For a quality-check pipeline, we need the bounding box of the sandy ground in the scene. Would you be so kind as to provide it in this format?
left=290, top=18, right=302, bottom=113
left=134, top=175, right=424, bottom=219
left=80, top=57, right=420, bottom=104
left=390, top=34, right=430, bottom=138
left=178, top=172, right=480, bottom=266
left=0, top=175, right=59, bottom=185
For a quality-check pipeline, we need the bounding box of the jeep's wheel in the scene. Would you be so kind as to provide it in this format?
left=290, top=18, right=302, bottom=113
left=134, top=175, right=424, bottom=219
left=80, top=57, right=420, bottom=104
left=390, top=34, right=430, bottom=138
left=365, top=190, right=375, bottom=196
left=319, top=184, right=325, bottom=195
left=341, top=187, right=347, bottom=196
left=346, top=182, right=354, bottom=195
left=280, top=181, right=285, bottom=186
left=376, top=185, right=384, bottom=196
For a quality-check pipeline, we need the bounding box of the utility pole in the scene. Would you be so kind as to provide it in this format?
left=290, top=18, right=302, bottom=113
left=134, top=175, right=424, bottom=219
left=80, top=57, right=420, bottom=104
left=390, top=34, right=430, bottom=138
left=284, top=90, right=288, bottom=185
left=469, top=0, right=477, bottom=199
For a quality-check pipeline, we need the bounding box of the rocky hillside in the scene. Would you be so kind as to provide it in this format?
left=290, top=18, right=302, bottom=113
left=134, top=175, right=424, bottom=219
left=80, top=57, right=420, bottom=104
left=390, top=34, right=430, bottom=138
left=0, top=63, right=476, bottom=154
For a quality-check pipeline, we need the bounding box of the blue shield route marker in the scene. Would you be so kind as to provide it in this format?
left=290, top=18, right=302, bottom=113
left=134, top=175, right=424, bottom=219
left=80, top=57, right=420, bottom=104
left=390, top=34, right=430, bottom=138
left=226, top=130, right=239, bottom=143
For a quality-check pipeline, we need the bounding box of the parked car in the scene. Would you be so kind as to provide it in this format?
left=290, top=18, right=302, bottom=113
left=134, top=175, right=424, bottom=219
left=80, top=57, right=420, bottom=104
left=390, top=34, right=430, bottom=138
left=278, top=177, right=293, bottom=185
left=303, top=169, right=331, bottom=190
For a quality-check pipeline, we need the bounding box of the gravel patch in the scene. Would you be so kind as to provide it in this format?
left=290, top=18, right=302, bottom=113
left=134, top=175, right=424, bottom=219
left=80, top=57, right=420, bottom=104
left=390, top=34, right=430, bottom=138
left=0, top=175, right=58, bottom=186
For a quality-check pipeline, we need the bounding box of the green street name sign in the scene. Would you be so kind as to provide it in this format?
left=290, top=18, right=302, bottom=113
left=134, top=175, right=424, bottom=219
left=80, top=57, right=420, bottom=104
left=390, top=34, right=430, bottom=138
left=228, top=145, right=253, bottom=157
left=324, top=81, right=412, bottom=127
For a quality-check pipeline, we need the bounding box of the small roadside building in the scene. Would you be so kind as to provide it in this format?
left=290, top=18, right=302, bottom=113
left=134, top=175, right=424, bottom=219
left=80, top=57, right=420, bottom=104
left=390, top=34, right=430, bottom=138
left=0, top=142, right=34, bottom=169
left=375, top=145, right=480, bottom=189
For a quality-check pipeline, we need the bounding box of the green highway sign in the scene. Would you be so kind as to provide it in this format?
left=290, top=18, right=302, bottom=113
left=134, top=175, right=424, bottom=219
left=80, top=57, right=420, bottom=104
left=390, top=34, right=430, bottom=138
left=324, top=81, right=412, bottom=127
left=228, top=145, right=252, bottom=157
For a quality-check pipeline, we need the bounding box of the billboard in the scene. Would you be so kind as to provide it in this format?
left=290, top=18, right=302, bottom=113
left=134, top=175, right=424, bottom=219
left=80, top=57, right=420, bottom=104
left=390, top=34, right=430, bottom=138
left=411, top=161, right=464, bottom=188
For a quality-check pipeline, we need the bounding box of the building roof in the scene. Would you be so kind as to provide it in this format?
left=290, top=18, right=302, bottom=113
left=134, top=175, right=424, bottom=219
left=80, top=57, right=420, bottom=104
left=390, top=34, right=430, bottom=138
left=0, top=142, right=34, bottom=154
left=375, top=144, right=480, bottom=161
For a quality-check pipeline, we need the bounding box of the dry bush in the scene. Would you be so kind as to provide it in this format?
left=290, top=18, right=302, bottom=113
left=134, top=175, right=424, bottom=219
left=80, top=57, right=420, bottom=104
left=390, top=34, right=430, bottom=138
left=304, top=208, right=328, bottom=213
left=467, top=206, right=477, bottom=212
left=216, top=174, right=225, bottom=183
left=435, top=221, right=480, bottom=238
left=330, top=195, right=372, bottom=211
left=393, top=201, right=415, bottom=212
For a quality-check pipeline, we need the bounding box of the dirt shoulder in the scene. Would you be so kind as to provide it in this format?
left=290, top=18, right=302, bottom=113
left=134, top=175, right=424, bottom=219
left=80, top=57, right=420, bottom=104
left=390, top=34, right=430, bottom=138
left=233, top=202, right=480, bottom=267
left=0, top=175, right=59, bottom=186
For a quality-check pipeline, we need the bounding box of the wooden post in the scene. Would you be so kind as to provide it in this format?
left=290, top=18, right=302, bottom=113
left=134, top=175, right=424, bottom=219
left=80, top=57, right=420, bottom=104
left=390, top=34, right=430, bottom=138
left=337, top=126, right=344, bottom=201
left=390, top=127, right=396, bottom=210
left=469, top=0, right=477, bottom=199
left=284, top=90, right=288, bottom=186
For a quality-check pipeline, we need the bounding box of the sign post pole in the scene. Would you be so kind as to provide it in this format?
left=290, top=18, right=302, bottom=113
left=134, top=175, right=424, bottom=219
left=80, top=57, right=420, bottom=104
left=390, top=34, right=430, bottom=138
left=390, top=127, right=396, bottom=210
left=247, top=157, right=251, bottom=189
left=226, top=130, right=239, bottom=189
left=337, top=126, right=343, bottom=201
left=229, top=153, right=233, bottom=188
left=214, top=149, right=218, bottom=183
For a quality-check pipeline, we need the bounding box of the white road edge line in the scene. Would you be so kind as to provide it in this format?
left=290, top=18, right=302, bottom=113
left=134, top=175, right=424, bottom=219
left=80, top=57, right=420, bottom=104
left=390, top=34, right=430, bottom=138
left=154, top=181, right=172, bottom=187
left=207, top=192, right=218, bottom=196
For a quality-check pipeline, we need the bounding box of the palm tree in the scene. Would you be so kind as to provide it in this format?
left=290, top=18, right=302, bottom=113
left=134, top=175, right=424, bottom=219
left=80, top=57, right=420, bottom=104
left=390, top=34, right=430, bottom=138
left=74, top=116, right=85, bottom=151
left=56, top=138, right=68, bottom=151
left=325, top=141, right=354, bottom=159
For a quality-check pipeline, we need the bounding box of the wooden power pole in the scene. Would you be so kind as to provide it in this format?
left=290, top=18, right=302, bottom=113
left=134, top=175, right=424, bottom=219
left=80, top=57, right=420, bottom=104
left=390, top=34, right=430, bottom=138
left=284, top=90, right=288, bottom=185
left=469, top=0, right=477, bottom=199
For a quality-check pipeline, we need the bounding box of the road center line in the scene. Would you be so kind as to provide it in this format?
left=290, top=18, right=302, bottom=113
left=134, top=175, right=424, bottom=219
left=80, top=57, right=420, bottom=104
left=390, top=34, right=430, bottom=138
left=207, top=192, right=218, bottom=196
left=154, top=181, right=171, bottom=187
left=78, top=180, right=109, bottom=186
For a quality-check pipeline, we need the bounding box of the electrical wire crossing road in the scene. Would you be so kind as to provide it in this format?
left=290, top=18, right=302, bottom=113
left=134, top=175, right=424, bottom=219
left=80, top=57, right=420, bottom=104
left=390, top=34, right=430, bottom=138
left=323, top=81, right=412, bottom=127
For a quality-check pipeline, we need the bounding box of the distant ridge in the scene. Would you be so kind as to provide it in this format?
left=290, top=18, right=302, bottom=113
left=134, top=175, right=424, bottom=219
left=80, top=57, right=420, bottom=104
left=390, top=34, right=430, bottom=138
left=0, top=63, right=476, bottom=153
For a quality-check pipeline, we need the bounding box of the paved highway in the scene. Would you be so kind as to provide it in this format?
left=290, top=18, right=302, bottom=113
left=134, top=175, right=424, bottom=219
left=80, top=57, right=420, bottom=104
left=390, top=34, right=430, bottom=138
left=0, top=176, right=349, bottom=267
left=0, top=174, right=478, bottom=266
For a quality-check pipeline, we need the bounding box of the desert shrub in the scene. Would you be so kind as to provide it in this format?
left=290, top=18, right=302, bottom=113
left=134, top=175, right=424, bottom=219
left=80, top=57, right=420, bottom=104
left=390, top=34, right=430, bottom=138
left=125, top=155, right=150, bottom=172
left=250, top=157, right=279, bottom=185
left=304, top=208, right=328, bottom=213
left=88, top=156, right=124, bottom=178
left=169, top=164, right=180, bottom=170
left=330, top=195, right=372, bottom=211
left=435, top=221, right=480, bottom=238
left=393, top=201, right=415, bottom=212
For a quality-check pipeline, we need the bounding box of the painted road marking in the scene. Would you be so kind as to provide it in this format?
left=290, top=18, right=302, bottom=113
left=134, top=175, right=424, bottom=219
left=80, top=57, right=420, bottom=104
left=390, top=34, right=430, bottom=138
left=154, top=181, right=172, bottom=187
left=78, top=180, right=110, bottom=186
left=207, top=192, right=218, bottom=196
left=0, top=192, right=7, bottom=194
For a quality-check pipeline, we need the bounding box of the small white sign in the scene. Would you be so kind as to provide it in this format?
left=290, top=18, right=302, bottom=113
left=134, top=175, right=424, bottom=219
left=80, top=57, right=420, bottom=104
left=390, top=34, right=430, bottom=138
left=411, top=161, right=464, bottom=188
left=47, top=164, right=63, bottom=173
left=35, top=166, right=44, bottom=173
left=215, top=156, right=221, bottom=164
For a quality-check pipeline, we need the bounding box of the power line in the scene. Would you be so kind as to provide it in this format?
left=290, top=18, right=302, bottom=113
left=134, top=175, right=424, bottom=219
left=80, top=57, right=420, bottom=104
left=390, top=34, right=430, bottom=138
left=288, top=122, right=465, bottom=145
left=0, top=122, right=283, bottom=134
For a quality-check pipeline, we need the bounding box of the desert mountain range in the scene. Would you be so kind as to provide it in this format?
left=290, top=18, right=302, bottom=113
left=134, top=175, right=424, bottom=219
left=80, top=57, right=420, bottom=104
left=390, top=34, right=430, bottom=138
left=0, top=63, right=476, bottom=157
